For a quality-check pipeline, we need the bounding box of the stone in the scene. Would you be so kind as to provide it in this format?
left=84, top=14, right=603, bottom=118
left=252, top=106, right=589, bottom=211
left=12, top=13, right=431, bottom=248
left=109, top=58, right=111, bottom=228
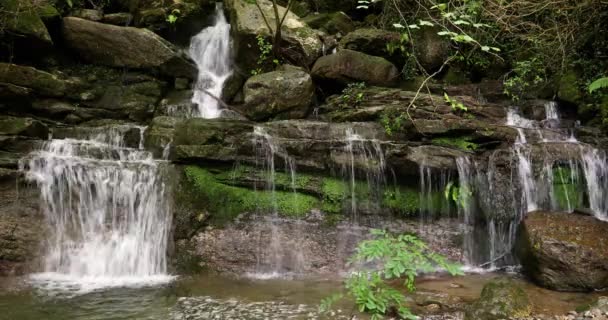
left=175, top=78, right=190, bottom=90
left=515, top=211, right=608, bottom=291
left=62, top=17, right=197, bottom=78
left=1, top=0, right=53, bottom=47
left=242, top=65, right=314, bottom=120
left=225, top=0, right=322, bottom=71
left=339, top=28, right=402, bottom=65
left=303, top=12, right=355, bottom=35
left=102, top=12, right=134, bottom=25
left=0, top=63, right=68, bottom=98
left=70, top=9, right=103, bottom=21
left=465, top=278, right=532, bottom=320
left=413, top=27, right=450, bottom=72
left=311, top=49, right=399, bottom=87
left=0, top=116, right=48, bottom=139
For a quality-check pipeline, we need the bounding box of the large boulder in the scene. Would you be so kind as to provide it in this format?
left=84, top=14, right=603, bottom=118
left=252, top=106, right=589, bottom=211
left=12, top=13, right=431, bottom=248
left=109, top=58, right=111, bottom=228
left=311, top=49, right=399, bottom=87
left=225, top=0, right=322, bottom=70
left=0, top=63, right=70, bottom=97
left=62, top=17, right=197, bottom=78
left=465, top=278, right=532, bottom=320
left=241, top=65, right=314, bottom=120
left=515, top=211, right=608, bottom=291
left=339, top=28, right=402, bottom=65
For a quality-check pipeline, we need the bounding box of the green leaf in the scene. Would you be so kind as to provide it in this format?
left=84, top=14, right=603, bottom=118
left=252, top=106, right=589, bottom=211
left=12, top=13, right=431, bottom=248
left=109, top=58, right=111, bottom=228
left=418, top=20, right=434, bottom=27
left=408, top=24, right=420, bottom=29
left=454, top=20, right=470, bottom=25
left=393, top=23, right=405, bottom=29
left=589, top=77, right=608, bottom=93
left=481, top=46, right=490, bottom=52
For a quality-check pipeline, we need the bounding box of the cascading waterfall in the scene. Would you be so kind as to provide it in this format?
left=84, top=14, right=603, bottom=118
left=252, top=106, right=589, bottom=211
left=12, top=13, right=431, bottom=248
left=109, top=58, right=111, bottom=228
left=343, top=128, right=386, bottom=222
left=189, top=3, right=232, bottom=119
left=251, top=126, right=305, bottom=277
left=20, top=126, right=173, bottom=291
left=507, top=108, right=539, bottom=212
left=581, top=149, right=608, bottom=221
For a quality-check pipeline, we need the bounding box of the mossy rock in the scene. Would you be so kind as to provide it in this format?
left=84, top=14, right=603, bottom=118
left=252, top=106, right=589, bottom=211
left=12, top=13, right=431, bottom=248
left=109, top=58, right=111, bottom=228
left=465, top=278, right=532, bottom=320
left=303, top=12, right=354, bottom=35
left=0, top=63, right=69, bottom=97
left=0, top=116, right=48, bottom=138
left=338, top=28, right=403, bottom=66
left=1, top=0, right=53, bottom=46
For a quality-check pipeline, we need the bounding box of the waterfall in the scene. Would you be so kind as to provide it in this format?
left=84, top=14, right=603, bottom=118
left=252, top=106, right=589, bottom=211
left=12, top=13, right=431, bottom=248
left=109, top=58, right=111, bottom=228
left=343, top=128, right=386, bottom=222
left=581, top=148, right=608, bottom=221
left=189, top=3, right=232, bottom=119
left=507, top=108, right=538, bottom=212
left=250, top=126, right=304, bottom=277
left=20, top=126, right=173, bottom=291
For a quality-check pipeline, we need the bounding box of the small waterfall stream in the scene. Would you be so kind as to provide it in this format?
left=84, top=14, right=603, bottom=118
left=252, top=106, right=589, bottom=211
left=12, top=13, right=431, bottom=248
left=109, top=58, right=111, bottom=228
left=20, top=126, right=173, bottom=292
left=189, top=3, right=232, bottom=118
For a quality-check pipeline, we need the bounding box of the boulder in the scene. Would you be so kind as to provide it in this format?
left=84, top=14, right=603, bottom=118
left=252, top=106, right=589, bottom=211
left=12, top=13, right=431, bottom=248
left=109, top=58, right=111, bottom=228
left=413, top=27, right=450, bottom=72
left=339, top=28, right=402, bottom=65
left=0, top=63, right=69, bottom=97
left=225, top=0, right=322, bottom=70
left=242, top=65, right=314, bottom=120
left=465, top=278, right=532, bottom=320
left=311, top=49, right=399, bottom=87
left=515, top=211, right=608, bottom=291
left=303, top=12, right=355, bottom=35
left=62, top=17, right=197, bottom=78
left=1, top=0, right=53, bottom=47
left=82, top=81, right=166, bottom=121
left=0, top=116, right=48, bottom=139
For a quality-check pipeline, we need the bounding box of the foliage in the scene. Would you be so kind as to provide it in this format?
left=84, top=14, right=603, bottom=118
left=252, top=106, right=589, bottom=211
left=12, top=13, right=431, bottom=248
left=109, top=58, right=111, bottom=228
left=432, top=136, right=478, bottom=151
left=340, top=82, right=367, bottom=109
left=444, top=181, right=472, bottom=209
left=320, top=230, right=463, bottom=319
left=251, top=35, right=278, bottom=75
left=166, top=9, right=181, bottom=24
left=503, top=57, right=546, bottom=101
left=380, top=109, right=408, bottom=136
left=382, top=188, right=419, bottom=216
left=589, top=77, right=608, bottom=94
left=444, top=93, right=467, bottom=112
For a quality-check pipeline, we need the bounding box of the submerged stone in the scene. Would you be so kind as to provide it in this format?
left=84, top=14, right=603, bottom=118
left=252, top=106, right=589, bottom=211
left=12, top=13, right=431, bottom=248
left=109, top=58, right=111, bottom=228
left=465, top=278, right=532, bottom=320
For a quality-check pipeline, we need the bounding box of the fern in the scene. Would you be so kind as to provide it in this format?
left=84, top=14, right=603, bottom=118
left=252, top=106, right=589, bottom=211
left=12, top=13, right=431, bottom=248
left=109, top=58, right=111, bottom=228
left=589, top=77, right=608, bottom=93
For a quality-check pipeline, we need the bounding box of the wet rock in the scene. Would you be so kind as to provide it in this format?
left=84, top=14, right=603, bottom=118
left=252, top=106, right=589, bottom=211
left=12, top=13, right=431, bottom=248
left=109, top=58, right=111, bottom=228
left=241, top=65, right=314, bottom=120
left=515, top=211, right=608, bottom=291
left=0, top=63, right=70, bottom=97
left=465, top=278, right=532, bottom=320
left=0, top=116, right=48, bottom=139
left=0, top=181, right=43, bottom=276
left=311, top=49, right=400, bottom=87
left=225, top=0, right=322, bottom=70
left=62, top=17, right=197, bottom=78
left=339, top=28, right=402, bottom=65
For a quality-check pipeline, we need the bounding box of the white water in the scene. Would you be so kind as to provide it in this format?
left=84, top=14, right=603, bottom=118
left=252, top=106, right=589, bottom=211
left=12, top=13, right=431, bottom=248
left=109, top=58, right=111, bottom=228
left=507, top=108, right=538, bottom=212
left=20, top=126, right=173, bottom=293
left=581, top=149, right=608, bottom=221
left=344, top=128, right=386, bottom=222
left=189, top=3, right=232, bottom=118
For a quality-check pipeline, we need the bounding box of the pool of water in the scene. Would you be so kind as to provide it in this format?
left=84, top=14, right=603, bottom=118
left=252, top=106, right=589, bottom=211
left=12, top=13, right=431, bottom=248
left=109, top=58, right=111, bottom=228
left=0, top=272, right=600, bottom=320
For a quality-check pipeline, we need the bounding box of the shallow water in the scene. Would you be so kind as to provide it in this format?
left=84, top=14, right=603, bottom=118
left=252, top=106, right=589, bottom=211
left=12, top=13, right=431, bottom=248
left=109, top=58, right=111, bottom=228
left=0, top=272, right=600, bottom=320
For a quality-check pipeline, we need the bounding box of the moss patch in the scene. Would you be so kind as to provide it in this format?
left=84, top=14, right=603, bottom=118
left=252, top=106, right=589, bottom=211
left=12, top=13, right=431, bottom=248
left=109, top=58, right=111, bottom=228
left=431, top=136, right=479, bottom=151
left=184, top=166, right=319, bottom=224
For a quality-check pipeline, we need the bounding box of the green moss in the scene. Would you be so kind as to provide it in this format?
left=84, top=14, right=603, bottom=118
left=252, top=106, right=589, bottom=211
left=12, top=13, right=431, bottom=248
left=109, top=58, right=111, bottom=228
left=552, top=167, right=583, bottom=210
left=432, top=136, right=479, bottom=151
left=184, top=166, right=319, bottom=224
left=382, top=187, right=419, bottom=216
left=321, top=178, right=348, bottom=214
